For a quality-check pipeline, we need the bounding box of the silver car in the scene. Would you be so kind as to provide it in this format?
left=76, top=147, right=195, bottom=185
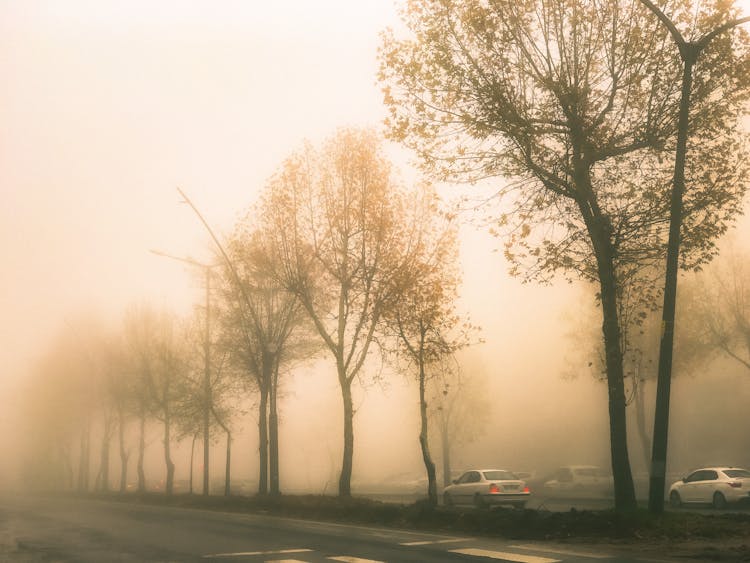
left=443, top=469, right=530, bottom=508
left=669, top=467, right=750, bottom=509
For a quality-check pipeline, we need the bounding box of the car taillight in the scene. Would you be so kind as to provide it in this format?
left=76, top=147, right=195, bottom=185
left=489, top=483, right=499, bottom=494
left=523, top=486, right=530, bottom=493
left=728, top=482, right=742, bottom=488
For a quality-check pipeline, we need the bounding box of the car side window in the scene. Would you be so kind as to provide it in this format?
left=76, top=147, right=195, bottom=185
left=467, top=471, right=481, bottom=483
left=457, top=472, right=471, bottom=484
left=686, top=470, right=714, bottom=482
left=558, top=468, right=573, bottom=482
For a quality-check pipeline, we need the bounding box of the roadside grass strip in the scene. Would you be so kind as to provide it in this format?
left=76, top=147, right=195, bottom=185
left=449, top=548, right=561, bottom=563
left=204, top=548, right=313, bottom=558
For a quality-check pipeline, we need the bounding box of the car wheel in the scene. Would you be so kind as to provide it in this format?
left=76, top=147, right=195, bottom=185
left=443, top=492, right=453, bottom=507
left=669, top=491, right=682, bottom=508
left=473, top=493, right=486, bottom=509
left=713, top=492, right=727, bottom=510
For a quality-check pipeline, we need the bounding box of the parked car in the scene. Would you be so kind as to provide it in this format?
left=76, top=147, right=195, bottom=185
left=668, top=467, right=750, bottom=509
left=443, top=469, right=530, bottom=508
left=355, top=472, right=428, bottom=496
left=542, top=465, right=614, bottom=497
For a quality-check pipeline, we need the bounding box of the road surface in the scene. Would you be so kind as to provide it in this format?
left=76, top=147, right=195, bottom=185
left=0, top=494, right=690, bottom=562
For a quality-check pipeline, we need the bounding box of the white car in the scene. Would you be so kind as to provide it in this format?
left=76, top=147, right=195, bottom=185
left=543, top=465, right=614, bottom=497
left=443, top=469, right=530, bottom=508
left=669, top=467, right=750, bottom=509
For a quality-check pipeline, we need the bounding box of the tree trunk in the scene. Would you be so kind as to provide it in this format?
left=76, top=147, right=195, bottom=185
left=595, top=232, right=638, bottom=511
left=224, top=430, right=232, bottom=497
left=269, top=363, right=280, bottom=496
left=189, top=434, right=196, bottom=494
left=61, top=443, right=74, bottom=490
left=77, top=420, right=90, bottom=493
left=339, top=378, right=354, bottom=497
left=203, top=267, right=211, bottom=497
left=99, top=418, right=111, bottom=492
left=257, top=387, right=269, bottom=495
left=117, top=407, right=129, bottom=494
left=418, top=352, right=438, bottom=506
left=441, top=422, right=452, bottom=488
left=202, top=404, right=210, bottom=495
left=137, top=412, right=146, bottom=493
left=163, top=413, right=175, bottom=495
left=650, top=50, right=698, bottom=514
left=635, top=380, right=651, bottom=470
left=574, top=152, right=637, bottom=511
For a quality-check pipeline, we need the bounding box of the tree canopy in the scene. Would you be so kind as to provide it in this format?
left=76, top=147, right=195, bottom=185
left=380, top=0, right=750, bottom=288
left=379, top=0, right=750, bottom=510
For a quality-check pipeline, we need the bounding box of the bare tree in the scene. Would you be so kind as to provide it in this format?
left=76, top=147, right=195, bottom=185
left=21, top=336, right=86, bottom=491
left=678, top=244, right=750, bottom=375
left=124, top=305, right=187, bottom=496
left=104, top=336, right=137, bottom=494
left=259, top=128, right=417, bottom=496
left=381, top=186, right=472, bottom=506
left=215, top=228, right=312, bottom=496
left=20, top=315, right=122, bottom=493
left=428, top=355, right=491, bottom=489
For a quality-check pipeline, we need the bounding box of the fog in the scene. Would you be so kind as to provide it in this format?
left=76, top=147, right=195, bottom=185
left=2, top=0, right=750, bottom=498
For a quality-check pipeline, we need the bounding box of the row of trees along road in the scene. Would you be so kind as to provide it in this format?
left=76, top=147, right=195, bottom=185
left=22, top=308, right=242, bottom=496
left=22, top=129, right=474, bottom=506
left=241, top=128, right=468, bottom=500
left=379, top=0, right=750, bottom=511
left=21, top=0, right=750, bottom=513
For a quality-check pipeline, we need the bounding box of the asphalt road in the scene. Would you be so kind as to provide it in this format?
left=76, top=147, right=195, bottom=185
left=0, top=494, right=689, bottom=562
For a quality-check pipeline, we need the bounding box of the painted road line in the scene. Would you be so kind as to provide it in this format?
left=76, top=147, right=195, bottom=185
left=510, top=544, right=610, bottom=559
left=264, top=560, right=308, bottom=563
left=328, top=557, right=385, bottom=563
left=449, top=548, right=560, bottom=563
left=204, top=548, right=313, bottom=558
left=400, top=538, right=469, bottom=546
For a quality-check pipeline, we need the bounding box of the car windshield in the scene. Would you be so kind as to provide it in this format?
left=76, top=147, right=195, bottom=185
left=483, top=470, right=517, bottom=481
left=724, top=469, right=750, bottom=478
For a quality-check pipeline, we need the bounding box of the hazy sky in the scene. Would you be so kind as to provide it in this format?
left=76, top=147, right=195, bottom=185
left=2, top=1, right=750, bottom=488
left=0, top=0, right=603, bottom=487
left=0, top=0, right=581, bottom=388
left=0, top=1, right=406, bottom=379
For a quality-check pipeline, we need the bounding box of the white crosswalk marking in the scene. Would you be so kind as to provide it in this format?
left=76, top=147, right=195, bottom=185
left=510, top=544, right=610, bottom=559
left=400, top=538, right=467, bottom=546
left=328, top=557, right=385, bottom=563
left=449, top=548, right=561, bottom=563
left=204, top=548, right=313, bottom=558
